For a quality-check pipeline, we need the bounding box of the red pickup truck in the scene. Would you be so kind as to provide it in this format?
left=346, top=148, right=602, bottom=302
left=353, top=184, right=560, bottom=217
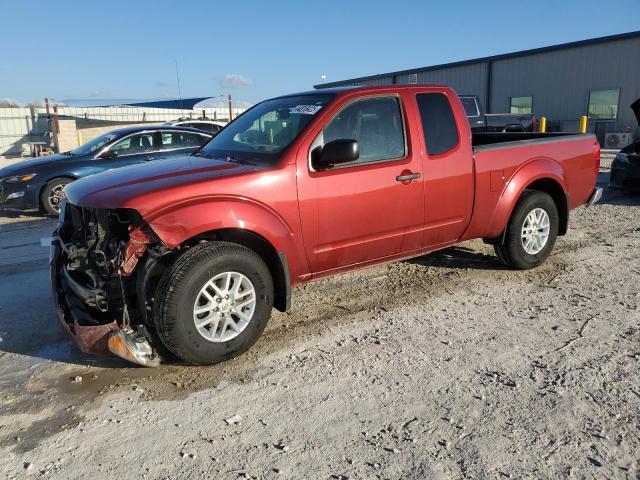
left=51, top=85, right=602, bottom=366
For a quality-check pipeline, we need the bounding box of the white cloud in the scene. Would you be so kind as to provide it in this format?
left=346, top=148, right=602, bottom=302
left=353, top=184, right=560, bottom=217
left=219, top=74, right=254, bottom=89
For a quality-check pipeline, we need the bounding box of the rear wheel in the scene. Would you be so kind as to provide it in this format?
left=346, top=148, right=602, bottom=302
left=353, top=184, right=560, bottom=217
left=41, top=178, right=72, bottom=215
left=494, top=190, right=559, bottom=270
left=154, top=241, right=273, bottom=365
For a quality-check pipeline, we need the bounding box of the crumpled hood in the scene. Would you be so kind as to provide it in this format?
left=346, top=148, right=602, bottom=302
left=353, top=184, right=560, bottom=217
left=64, top=154, right=264, bottom=215
left=0, top=153, right=70, bottom=176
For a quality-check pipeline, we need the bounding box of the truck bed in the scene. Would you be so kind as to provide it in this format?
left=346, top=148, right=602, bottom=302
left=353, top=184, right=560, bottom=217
left=463, top=132, right=599, bottom=241
left=472, top=131, right=577, bottom=147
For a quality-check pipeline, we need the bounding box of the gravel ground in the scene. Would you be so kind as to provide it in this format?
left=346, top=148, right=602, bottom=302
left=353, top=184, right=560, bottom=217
left=0, top=156, right=639, bottom=479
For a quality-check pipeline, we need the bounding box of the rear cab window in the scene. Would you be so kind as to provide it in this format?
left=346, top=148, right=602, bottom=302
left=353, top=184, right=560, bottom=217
left=416, top=93, right=459, bottom=155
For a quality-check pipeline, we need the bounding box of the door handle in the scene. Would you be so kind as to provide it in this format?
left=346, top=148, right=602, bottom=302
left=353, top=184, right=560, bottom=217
left=396, top=172, right=421, bottom=182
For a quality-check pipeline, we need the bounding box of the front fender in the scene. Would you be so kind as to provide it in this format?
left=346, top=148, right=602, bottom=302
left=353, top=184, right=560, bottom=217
left=486, top=158, right=567, bottom=238
left=144, top=195, right=308, bottom=281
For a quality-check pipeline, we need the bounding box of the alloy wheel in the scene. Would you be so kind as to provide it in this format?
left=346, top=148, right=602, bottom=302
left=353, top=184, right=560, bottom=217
left=192, top=271, right=256, bottom=342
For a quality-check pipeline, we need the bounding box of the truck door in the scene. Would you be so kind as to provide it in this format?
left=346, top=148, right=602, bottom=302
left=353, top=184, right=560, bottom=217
left=296, top=94, right=425, bottom=274
left=414, top=91, right=475, bottom=248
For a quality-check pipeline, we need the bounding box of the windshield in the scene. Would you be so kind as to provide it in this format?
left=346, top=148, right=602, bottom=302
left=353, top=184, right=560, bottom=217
left=200, top=94, right=334, bottom=163
left=69, top=132, right=119, bottom=155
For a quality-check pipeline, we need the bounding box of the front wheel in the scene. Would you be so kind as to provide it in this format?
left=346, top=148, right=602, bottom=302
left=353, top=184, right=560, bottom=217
left=154, top=241, right=274, bottom=365
left=494, top=190, right=559, bottom=270
left=41, top=178, right=73, bottom=215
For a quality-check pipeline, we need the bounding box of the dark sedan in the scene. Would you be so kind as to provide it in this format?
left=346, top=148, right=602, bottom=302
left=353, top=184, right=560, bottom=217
left=609, top=99, right=640, bottom=193
left=0, top=125, right=212, bottom=214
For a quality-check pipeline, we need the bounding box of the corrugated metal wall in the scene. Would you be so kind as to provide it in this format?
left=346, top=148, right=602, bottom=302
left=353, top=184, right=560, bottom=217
left=0, top=108, right=48, bottom=156
left=319, top=35, right=640, bottom=141
left=395, top=63, right=488, bottom=104
left=324, top=76, right=394, bottom=87
left=490, top=36, right=640, bottom=134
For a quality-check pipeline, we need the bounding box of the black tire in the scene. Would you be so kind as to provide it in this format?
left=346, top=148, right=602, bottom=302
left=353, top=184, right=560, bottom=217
left=154, top=241, right=274, bottom=365
left=494, top=190, right=559, bottom=270
left=41, top=178, right=73, bottom=215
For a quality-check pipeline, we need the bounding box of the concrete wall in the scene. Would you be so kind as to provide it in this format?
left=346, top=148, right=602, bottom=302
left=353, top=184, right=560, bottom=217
left=55, top=119, right=79, bottom=152
left=78, top=122, right=157, bottom=144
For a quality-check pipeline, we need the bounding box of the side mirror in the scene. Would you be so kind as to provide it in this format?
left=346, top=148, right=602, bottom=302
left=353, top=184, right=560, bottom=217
left=98, top=149, right=117, bottom=159
left=311, top=139, right=359, bottom=170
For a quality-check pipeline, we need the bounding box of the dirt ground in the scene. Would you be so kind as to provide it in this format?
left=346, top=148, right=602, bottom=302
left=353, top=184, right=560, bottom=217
left=0, top=158, right=638, bottom=479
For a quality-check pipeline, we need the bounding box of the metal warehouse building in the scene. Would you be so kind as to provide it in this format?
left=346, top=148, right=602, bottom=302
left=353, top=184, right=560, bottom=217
left=315, top=31, right=640, bottom=147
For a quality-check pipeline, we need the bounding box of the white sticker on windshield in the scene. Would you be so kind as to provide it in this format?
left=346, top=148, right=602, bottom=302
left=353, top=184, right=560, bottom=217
left=289, top=105, right=323, bottom=115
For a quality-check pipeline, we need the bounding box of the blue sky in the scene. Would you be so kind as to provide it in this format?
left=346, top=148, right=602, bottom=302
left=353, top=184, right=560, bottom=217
left=1, top=0, right=638, bottom=106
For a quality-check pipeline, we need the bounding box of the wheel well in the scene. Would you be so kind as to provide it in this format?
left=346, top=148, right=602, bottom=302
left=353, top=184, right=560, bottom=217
left=187, top=228, right=290, bottom=312
left=524, top=178, right=569, bottom=235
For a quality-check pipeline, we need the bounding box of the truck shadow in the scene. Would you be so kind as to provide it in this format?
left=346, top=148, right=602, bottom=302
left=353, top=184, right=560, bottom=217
left=406, top=245, right=508, bottom=270
left=596, top=170, right=640, bottom=206
left=0, top=208, right=49, bottom=219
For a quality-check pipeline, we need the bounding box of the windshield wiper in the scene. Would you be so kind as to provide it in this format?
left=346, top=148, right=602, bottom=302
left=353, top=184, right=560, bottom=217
left=61, top=151, right=75, bottom=156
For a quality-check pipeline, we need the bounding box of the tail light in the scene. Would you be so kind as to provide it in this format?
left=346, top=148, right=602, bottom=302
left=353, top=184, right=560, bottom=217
left=594, top=141, right=601, bottom=174
left=532, top=116, right=537, bottom=132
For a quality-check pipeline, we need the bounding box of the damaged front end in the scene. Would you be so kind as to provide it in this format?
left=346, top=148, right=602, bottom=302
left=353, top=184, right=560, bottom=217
left=50, top=200, right=166, bottom=366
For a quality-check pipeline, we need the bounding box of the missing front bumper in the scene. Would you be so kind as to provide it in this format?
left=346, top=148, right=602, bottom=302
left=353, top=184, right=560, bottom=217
left=50, top=204, right=164, bottom=366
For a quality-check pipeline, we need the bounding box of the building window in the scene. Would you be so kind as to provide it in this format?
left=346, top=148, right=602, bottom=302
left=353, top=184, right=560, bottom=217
left=587, top=89, right=620, bottom=120
left=510, top=96, right=533, bottom=114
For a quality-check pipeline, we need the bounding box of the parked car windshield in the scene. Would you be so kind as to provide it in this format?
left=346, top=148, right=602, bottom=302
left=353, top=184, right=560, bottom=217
left=69, top=132, right=119, bottom=155
left=199, top=94, right=334, bottom=164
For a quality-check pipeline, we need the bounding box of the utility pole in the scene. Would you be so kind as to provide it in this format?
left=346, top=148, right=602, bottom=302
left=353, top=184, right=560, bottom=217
left=45, top=97, right=52, bottom=147
left=228, top=95, right=233, bottom=122
left=175, top=60, right=183, bottom=110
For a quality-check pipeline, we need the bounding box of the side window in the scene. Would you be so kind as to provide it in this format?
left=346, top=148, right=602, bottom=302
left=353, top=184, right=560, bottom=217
left=416, top=93, right=459, bottom=155
left=159, top=132, right=204, bottom=150
left=192, top=123, right=220, bottom=134
left=110, top=133, right=155, bottom=156
left=318, top=96, right=405, bottom=165
left=460, top=97, right=480, bottom=117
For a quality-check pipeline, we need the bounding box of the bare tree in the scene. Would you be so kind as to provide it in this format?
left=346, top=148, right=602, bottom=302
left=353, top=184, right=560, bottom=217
left=0, top=98, right=20, bottom=107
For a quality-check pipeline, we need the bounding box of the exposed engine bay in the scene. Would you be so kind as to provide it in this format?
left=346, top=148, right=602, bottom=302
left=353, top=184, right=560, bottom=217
left=51, top=201, right=168, bottom=366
